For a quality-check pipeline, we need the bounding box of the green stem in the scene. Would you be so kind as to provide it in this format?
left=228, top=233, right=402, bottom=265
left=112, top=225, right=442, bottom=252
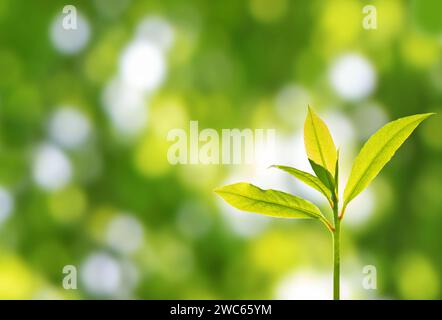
left=333, top=206, right=340, bottom=300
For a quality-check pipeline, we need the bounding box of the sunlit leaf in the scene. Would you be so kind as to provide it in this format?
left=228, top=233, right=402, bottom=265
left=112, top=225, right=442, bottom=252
left=304, top=106, right=338, bottom=175
left=271, top=165, right=333, bottom=205
left=309, top=159, right=336, bottom=196
left=214, top=182, right=326, bottom=220
left=343, top=113, right=435, bottom=208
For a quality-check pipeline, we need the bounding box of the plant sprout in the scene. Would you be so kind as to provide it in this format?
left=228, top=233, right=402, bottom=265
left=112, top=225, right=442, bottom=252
left=214, top=107, right=434, bottom=300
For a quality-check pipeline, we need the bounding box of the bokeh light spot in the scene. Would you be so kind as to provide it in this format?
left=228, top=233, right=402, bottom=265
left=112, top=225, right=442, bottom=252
left=136, top=16, right=175, bottom=52
left=353, top=104, right=389, bottom=140
left=120, top=40, right=166, bottom=92
left=0, top=187, right=14, bottom=225
left=0, top=254, right=36, bottom=299
left=48, top=186, right=87, bottom=223
left=401, top=33, right=439, bottom=69
left=81, top=252, right=122, bottom=297
left=329, top=54, right=376, bottom=101
left=275, top=270, right=352, bottom=300
left=249, top=0, right=288, bottom=23
left=106, top=214, right=144, bottom=254
left=101, top=77, right=148, bottom=137
left=32, top=144, right=72, bottom=191
left=49, top=107, right=91, bottom=149
left=397, top=254, right=439, bottom=299
left=50, top=12, right=91, bottom=55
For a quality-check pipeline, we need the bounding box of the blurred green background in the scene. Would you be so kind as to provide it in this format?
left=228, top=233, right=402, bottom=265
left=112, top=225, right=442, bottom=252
left=0, top=0, right=441, bottom=299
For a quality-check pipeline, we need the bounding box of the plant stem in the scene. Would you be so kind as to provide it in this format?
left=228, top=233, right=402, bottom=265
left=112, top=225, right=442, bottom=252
left=333, top=205, right=340, bottom=300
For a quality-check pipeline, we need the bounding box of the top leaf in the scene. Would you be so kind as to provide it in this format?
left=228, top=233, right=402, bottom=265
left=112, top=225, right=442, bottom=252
left=214, top=182, right=326, bottom=221
left=343, top=113, right=434, bottom=208
left=304, top=106, right=338, bottom=175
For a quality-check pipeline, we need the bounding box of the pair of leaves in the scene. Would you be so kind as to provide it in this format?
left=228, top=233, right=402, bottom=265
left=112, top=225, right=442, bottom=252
left=215, top=107, right=433, bottom=226
left=214, top=108, right=339, bottom=229
left=303, top=108, right=434, bottom=210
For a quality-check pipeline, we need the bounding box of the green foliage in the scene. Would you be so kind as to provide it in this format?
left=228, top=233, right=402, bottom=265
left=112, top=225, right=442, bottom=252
left=304, top=106, right=337, bottom=175
left=215, top=107, right=434, bottom=299
left=214, top=182, right=325, bottom=221
left=3, top=0, right=441, bottom=300
left=343, top=113, right=435, bottom=209
left=270, top=165, right=333, bottom=206
left=308, top=159, right=336, bottom=199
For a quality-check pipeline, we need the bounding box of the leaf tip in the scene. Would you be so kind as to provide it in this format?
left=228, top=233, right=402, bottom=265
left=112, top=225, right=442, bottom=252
left=213, top=186, right=223, bottom=194
left=415, top=112, right=436, bottom=124
left=417, top=112, right=436, bottom=121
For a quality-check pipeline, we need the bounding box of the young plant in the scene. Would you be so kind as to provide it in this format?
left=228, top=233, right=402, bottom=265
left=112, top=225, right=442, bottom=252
left=214, top=107, right=434, bottom=300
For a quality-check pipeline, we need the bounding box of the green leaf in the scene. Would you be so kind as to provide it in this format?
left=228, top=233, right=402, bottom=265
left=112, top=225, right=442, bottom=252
left=270, top=165, right=333, bottom=205
left=214, top=183, right=326, bottom=220
left=308, top=159, right=336, bottom=195
left=304, top=106, right=338, bottom=175
left=334, top=149, right=340, bottom=199
left=343, top=113, right=434, bottom=208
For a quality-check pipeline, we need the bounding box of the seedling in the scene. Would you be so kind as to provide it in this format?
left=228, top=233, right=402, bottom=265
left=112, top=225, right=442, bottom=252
left=214, top=107, right=434, bottom=300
